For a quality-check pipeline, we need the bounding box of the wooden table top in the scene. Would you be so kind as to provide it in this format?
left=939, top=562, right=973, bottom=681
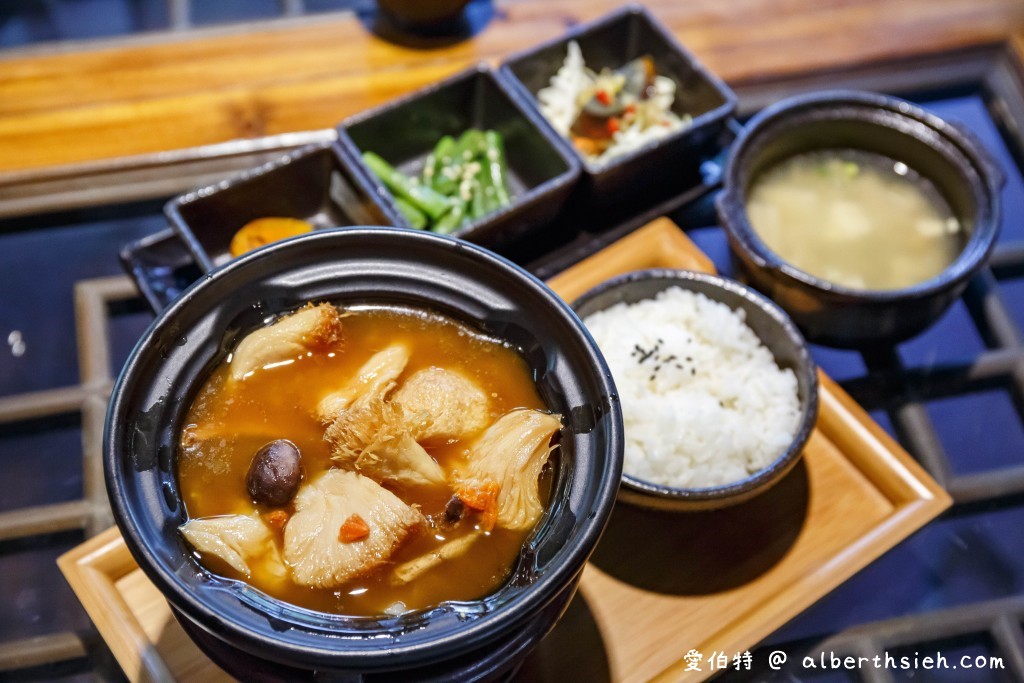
left=0, top=0, right=1022, bottom=175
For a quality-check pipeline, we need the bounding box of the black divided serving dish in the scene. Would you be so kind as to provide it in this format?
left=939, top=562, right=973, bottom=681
left=156, top=7, right=738, bottom=282
left=499, top=4, right=737, bottom=206
left=166, top=141, right=400, bottom=271
left=119, top=229, right=204, bottom=313
left=105, top=227, right=623, bottom=680
left=337, top=64, right=581, bottom=247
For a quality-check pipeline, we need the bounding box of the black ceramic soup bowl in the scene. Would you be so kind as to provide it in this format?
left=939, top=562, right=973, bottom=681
left=572, top=269, right=818, bottom=511
left=717, top=90, right=1004, bottom=348
left=104, top=227, right=623, bottom=679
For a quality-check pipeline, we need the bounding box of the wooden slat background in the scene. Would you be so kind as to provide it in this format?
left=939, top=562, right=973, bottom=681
left=0, top=0, right=1022, bottom=173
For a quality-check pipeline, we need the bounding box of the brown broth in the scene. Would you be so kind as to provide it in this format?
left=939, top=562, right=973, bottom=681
left=177, top=305, right=551, bottom=615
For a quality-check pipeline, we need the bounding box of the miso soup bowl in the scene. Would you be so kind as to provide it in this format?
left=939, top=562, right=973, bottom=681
left=717, top=90, right=1004, bottom=348
left=104, top=227, right=623, bottom=680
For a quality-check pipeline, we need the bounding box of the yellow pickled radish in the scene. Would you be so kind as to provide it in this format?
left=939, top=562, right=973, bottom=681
left=230, top=217, right=313, bottom=258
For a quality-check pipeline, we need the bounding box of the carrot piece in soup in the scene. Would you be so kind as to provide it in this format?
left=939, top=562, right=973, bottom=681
left=458, top=482, right=500, bottom=532
left=265, top=509, right=290, bottom=531
left=339, top=513, right=371, bottom=543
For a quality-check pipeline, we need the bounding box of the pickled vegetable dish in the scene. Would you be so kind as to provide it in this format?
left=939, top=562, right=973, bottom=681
left=177, top=303, right=560, bottom=616
left=537, top=42, right=691, bottom=164
left=362, top=128, right=512, bottom=234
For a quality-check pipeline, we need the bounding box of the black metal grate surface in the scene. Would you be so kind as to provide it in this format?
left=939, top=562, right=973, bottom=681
left=0, top=205, right=156, bottom=680
left=1, top=42, right=1024, bottom=683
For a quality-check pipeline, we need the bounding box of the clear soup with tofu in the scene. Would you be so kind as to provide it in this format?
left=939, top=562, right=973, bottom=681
left=746, top=149, right=964, bottom=290
left=177, top=303, right=560, bottom=616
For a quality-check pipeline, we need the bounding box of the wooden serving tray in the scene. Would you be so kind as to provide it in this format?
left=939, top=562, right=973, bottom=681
left=58, top=218, right=950, bottom=683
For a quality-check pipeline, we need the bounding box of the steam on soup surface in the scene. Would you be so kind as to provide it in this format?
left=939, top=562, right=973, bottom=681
left=177, top=303, right=560, bottom=616
left=746, top=150, right=964, bottom=290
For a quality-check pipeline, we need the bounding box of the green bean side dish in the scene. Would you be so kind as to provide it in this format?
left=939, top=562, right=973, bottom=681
left=362, top=129, right=513, bottom=234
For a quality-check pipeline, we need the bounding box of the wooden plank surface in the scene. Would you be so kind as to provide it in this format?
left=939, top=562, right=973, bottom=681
left=0, top=0, right=1022, bottom=174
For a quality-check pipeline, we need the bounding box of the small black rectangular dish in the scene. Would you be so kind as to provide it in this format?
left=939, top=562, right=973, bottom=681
left=499, top=4, right=737, bottom=206
left=165, top=141, right=399, bottom=271
left=335, top=63, right=581, bottom=247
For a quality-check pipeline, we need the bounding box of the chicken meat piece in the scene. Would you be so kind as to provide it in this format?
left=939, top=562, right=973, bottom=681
left=390, top=533, right=479, bottom=586
left=317, top=345, right=410, bottom=422
left=284, top=469, right=425, bottom=588
left=229, top=303, right=343, bottom=382
left=326, top=398, right=445, bottom=489
left=458, top=409, right=561, bottom=532
left=179, top=513, right=277, bottom=577
left=391, top=367, right=490, bottom=443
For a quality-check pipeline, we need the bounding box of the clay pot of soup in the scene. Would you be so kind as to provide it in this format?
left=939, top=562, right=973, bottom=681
left=717, top=90, right=1003, bottom=348
left=104, top=227, right=622, bottom=679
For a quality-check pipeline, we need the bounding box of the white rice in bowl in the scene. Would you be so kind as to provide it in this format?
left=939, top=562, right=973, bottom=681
left=582, top=286, right=801, bottom=488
